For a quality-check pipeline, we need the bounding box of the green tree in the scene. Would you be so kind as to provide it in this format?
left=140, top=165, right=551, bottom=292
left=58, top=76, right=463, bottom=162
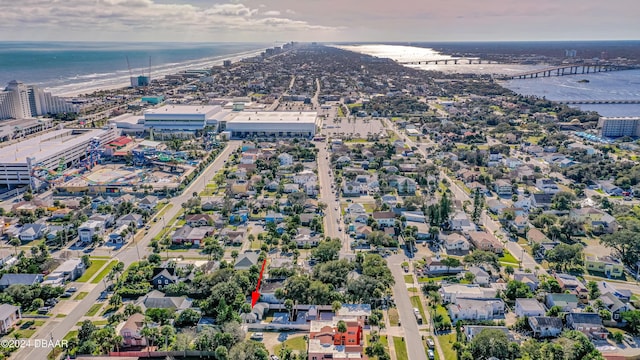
left=504, top=280, right=533, bottom=300
left=471, top=188, right=484, bottom=223
left=470, top=329, right=515, bottom=360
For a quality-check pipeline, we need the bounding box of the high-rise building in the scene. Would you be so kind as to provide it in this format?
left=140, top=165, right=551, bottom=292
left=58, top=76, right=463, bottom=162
left=0, top=80, right=78, bottom=120
left=598, top=117, right=640, bottom=138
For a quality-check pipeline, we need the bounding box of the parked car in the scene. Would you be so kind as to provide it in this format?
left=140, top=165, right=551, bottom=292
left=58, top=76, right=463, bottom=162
left=426, top=338, right=435, bottom=349
left=60, top=292, right=72, bottom=298
left=37, top=306, right=51, bottom=314
left=251, top=332, right=264, bottom=340
left=270, top=356, right=281, bottom=360
left=428, top=349, right=435, bottom=359
left=67, top=287, right=77, bottom=293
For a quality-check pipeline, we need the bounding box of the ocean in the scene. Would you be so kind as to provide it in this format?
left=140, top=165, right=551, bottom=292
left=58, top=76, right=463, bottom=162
left=0, top=41, right=270, bottom=96
left=337, top=44, right=640, bottom=117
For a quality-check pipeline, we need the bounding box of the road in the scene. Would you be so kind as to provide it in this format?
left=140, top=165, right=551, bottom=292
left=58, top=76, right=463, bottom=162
left=13, top=141, right=241, bottom=360
left=316, top=142, right=349, bottom=256
left=388, top=254, right=428, bottom=360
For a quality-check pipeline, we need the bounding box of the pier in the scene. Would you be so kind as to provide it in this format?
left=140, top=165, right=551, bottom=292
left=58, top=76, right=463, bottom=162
left=506, top=64, right=639, bottom=80
left=398, top=58, right=494, bottom=65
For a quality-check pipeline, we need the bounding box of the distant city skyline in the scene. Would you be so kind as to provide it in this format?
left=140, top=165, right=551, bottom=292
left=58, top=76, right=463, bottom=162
left=1, top=0, right=638, bottom=42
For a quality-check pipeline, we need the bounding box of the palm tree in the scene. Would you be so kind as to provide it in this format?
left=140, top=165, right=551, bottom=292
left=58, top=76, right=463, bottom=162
left=336, top=320, right=347, bottom=345
left=9, top=237, right=20, bottom=255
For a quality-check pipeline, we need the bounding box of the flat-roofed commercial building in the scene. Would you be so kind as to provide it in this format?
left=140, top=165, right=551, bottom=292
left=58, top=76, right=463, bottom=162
left=0, top=126, right=118, bottom=188
left=143, top=105, right=226, bottom=137
left=224, top=111, right=319, bottom=139
left=598, top=117, right=640, bottom=138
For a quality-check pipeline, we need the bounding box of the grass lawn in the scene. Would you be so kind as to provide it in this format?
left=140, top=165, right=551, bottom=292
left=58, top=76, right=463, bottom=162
left=410, top=296, right=427, bottom=321
left=499, top=250, right=519, bottom=264
left=64, top=330, right=78, bottom=341
left=13, top=320, right=45, bottom=338
left=90, top=260, right=117, bottom=284
left=85, top=303, right=102, bottom=317
left=404, top=274, right=414, bottom=284
left=74, top=292, right=89, bottom=301
left=388, top=308, right=400, bottom=327
left=155, top=203, right=173, bottom=219
left=366, top=334, right=390, bottom=359
left=76, top=259, right=108, bottom=282
left=436, top=305, right=451, bottom=323
left=93, top=320, right=108, bottom=326
left=418, top=275, right=448, bottom=283
left=273, top=335, right=306, bottom=354
left=55, top=314, right=66, bottom=318
left=393, top=336, right=409, bottom=360
left=437, top=333, right=457, bottom=360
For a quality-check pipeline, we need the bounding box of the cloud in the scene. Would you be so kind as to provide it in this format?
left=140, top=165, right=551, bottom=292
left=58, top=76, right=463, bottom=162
left=0, top=0, right=339, bottom=40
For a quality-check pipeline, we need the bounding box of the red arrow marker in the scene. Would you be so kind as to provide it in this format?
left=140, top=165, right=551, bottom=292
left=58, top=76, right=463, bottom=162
left=251, top=258, right=267, bottom=308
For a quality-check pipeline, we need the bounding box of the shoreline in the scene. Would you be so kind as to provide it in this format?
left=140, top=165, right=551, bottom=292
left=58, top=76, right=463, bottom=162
left=50, top=48, right=269, bottom=98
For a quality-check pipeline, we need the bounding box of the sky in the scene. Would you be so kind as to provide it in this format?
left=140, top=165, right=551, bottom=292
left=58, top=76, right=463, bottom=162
left=0, top=0, right=638, bottom=42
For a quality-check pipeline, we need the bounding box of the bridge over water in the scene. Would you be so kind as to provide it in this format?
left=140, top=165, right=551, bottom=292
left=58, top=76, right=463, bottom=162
left=557, top=99, right=640, bottom=105
left=398, top=58, right=495, bottom=65
left=505, top=64, right=639, bottom=80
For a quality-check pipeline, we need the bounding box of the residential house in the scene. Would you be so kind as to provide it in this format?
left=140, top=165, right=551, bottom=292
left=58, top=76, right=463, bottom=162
left=293, top=170, right=317, bottom=185
left=585, top=255, right=624, bottom=278
left=439, top=284, right=497, bottom=304
left=467, top=181, right=488, bottom=195
left=467, top=266, right=491, bottom=286
left=151, top=268, right=178, bottom=289
left=78, top=220, right=105, bottom=244
left=43, top=258, right=86, bottom=285
left=109, top=224, right=132, bottom=244
left=515, top=298, right=546, bottom=317
left=536, top=179, right=561, bottom=194
left=494, top=179, right=512, bottom=196
left=531, top=193, right=554, bottom=209
left=0, top=274, right=43, bottom=290
left=527, top=227, right=550, bottom=245
left=0, top=304, right=21, bottom=334
left=513, top=271, right=540, bottom=292
left=336, top=304, right=372, bottom=324
left=397, top=178, right=417, bottom=195
left=18, top=223, right=47, bottom=242
left=89, top=214, right=115, bottom=228
left=449, top=211, right=475, bottom=232
left=295, top=233, right=321, bottom=248
left=115, top=213, right=144, bottom=228
left=308, top=319, right=364, bottom=359
left=424, top=256, right=465, bottom=275
left=372, top=211, right=395, bottom=228
left=486, top=199, right=507, bottom=214
left=566, top=313, right=608, bottom=339
left=444, top=233, right=471, bottom=253
left=467, top=231, right=504, bottom=254
left=235, top=252, right=260, bottom=271
left=138, top=195, right=159, bottom=210
left=402, top=211, right=427, bottom=224
left=510, top=215, right=529, bottom=235
left=381, top=194, right=398, bottom=207
left=528, top=316, right=563, bottom=338
left=342, top=182, right=364, bottom=197
left=545, top=293, right=579, bottom=312
left=599, top=291, right=633, bottom=326
left=570, top=207, right=618, bottom=234
left=265, top=212, right=285, bottom=224
left=185, top=214, right=216, bottom=227
left=219, top=228, right=246, bottom=245
left=118, top=313, right=147, bottom=347
left=278, top=153, right=294, bottom=166
left=135, top=290, right=192, bottom=311
left=259, top=280, right=286, bottom=304
left=554, top=273, right=589, bottom=301
left=171, top=225, right=214, bottom=246
left=600, top=181, right=624, bottom=196
left=448, top=298, right=505, bottom=321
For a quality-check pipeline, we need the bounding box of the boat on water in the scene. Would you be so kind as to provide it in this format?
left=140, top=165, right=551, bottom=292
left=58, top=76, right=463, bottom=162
left=577, top=79, right=590, bottom=83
